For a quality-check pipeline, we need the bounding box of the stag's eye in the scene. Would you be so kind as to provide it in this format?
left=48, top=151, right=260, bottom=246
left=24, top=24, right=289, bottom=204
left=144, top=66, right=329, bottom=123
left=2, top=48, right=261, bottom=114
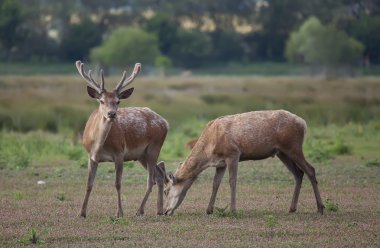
left=116, top=101, right=120, bottom=105
left=99, top=100, right=104, bottom=104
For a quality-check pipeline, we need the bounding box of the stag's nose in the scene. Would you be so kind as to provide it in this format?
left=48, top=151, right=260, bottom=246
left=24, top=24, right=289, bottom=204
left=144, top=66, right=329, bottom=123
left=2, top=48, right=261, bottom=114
left=107, top=111, right=117, bottom=119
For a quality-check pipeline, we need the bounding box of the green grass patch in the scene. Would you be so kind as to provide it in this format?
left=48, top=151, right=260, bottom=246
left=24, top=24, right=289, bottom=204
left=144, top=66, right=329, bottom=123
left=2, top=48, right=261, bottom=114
left=365, top=159, right=380, bottom=167
left=13, top=191, right=24, bottom=200
left=264, top=214, right=278, bottom=228
left=109, top=216, right=130, bottom=226
left=55, top=192, right=66, bottom=201
left=213, top=206, right=244, bottom=218
left=17, top=227, right=45, bottom=245
left=324, top=198, right=339, bottom=212
left=0, top=131, right=86, bottom=169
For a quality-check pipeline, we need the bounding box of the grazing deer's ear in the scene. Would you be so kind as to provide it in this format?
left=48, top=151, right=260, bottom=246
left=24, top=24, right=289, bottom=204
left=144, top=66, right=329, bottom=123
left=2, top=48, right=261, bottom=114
left=155, top=161, right=168, bottom=183
left=118, top=87, right=134, bottom=99
left=87, top=86, right=101, bottom=99
left=168, top=172, right=177, bottom=184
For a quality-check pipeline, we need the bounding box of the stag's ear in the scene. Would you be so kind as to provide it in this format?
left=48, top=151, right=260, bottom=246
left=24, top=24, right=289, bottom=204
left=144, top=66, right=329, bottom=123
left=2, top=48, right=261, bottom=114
left=118, top=87, right=134, bottom=99
left=87, top=86, right=101, bottom=99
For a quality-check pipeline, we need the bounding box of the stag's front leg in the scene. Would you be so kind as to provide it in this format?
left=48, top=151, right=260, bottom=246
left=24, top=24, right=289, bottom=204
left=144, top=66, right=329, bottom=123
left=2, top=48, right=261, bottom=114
left=80, top=158, right=98, bottom=218
left=206, top=166, right=226, bottom=214
left=115, top=157, right=124, bottom=218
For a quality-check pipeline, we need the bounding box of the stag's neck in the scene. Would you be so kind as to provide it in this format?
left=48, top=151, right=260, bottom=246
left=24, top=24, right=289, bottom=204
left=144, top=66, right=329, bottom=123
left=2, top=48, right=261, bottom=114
left=84, top=109, right=114, bottom=161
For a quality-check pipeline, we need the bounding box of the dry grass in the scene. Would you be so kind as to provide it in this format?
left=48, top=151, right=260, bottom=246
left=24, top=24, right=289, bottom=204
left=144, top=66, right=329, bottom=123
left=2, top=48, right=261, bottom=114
left=0, top=157, right=379, bottom=247
left=1, top=75, right=380, bottom=132
left=0, top=75, right=379, bottom=247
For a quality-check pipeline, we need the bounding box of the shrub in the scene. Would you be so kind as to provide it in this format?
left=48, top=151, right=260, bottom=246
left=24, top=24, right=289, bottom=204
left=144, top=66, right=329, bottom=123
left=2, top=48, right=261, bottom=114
left=90, top=27, right=160, bottom=67
left=286, top=16, right=364, bottom=67
left=169, top=29, right=213, bottom=68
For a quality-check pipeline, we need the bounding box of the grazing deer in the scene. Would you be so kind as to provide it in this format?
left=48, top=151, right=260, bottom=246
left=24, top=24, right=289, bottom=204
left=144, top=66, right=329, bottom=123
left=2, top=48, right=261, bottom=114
left=163, top=110, right=324, bottom=215
left=75, top=61, right=168, bottom=217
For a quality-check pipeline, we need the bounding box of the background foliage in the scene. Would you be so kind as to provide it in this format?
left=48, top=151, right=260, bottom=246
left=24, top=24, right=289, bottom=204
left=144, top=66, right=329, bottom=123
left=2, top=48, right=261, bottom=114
left=0, top=0, right=380, bottom=70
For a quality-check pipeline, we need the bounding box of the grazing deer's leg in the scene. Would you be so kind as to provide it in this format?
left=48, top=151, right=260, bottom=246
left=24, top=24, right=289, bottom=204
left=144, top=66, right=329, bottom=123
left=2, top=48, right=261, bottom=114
left=155, top=167, right=165, bottom=215
left=287, top=151, right=324, bottom=214
left=277, top=152, right=304, bottom=213
left=80, top=158, right=98, bottom=218
left=227, top=156, right=240, bottom=212
left=206, top=166, right=226, bottom=214
left=114, top=157, right=124, bottom=218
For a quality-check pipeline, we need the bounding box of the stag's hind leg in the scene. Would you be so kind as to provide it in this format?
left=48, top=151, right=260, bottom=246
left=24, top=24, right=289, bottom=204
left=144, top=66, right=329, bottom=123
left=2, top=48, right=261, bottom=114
left=277, top=152, right=304, bottom=213
left=137, top=147, right=163, bottom=216
left=80, top=158, right=98, bottom=218
left=286, top=150, right=324, bottom=214
left=206, top=166, right=226, bottom=214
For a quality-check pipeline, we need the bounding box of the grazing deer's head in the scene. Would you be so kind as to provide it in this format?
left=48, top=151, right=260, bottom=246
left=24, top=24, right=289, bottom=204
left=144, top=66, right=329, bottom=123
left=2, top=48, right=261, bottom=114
left=163, top=171, right=193, bottom=215
left=75, top=61, right=141, bottom=121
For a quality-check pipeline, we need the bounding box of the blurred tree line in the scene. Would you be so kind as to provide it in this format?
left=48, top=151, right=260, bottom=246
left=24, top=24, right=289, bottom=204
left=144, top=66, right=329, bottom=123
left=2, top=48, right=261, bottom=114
left=0, top=0, right=379, bottom=70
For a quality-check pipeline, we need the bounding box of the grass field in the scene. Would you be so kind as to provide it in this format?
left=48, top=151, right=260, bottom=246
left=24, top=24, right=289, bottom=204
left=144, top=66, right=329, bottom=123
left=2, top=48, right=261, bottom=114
left=0, top=75, right=379, bottom=247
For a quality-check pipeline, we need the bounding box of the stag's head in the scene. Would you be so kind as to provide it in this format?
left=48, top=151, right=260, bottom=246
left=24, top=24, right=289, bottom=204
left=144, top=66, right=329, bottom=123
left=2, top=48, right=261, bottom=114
left=75, top=61, right=141, bottom=121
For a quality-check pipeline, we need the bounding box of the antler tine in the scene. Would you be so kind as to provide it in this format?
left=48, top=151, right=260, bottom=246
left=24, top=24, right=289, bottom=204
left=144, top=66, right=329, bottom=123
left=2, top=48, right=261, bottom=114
left=115, top=63, right=141, bottom=92
left=75, top=60, right=103, bottom=94
left=100, top=69, right=105, bottom=92
left=115, top=71, right=127, bottom=91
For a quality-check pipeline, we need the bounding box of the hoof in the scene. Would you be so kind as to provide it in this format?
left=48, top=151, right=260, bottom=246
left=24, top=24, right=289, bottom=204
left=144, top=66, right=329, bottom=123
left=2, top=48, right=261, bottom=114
left=135, top=211, right=144, bottom=216
left=318, top=205, right=325, bottom=215
left=206, top=209, right=213, bottom=215
left=289, top=208, right=297, bottom=213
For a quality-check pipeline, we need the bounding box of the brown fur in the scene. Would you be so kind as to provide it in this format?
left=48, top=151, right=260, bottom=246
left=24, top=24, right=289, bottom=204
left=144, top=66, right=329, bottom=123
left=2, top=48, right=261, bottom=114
left=185, top=138, right=198, bottom=150
left=76, top=61, right=168, bottom=217
left=164, top=110, right=324, bottom=215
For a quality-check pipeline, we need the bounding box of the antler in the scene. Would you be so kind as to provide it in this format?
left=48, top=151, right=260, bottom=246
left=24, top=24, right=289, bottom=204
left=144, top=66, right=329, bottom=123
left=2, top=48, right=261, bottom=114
left=114, top=63, right=142, bottom=93
left=75, top=60, right=105, bottom=94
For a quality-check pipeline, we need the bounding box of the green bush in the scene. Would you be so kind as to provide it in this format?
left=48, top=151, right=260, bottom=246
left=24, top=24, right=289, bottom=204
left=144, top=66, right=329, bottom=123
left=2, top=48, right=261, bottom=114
left=90, top=27, right=160, bottom=67
left=169, top=29, right=213, bottom=68
left=286, top=16, right=364, bottom=67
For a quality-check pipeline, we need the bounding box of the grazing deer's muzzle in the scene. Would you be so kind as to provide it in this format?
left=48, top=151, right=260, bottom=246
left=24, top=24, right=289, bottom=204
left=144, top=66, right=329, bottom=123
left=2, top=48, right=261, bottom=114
left=164, top=208, right=174, bottom=216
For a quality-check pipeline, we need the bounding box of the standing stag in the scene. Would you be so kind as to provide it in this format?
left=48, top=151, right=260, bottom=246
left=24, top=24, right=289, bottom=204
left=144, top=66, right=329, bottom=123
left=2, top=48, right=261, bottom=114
left=163, top=110, right=324, bottom=215
left=75, top=61, right=168, bottom=217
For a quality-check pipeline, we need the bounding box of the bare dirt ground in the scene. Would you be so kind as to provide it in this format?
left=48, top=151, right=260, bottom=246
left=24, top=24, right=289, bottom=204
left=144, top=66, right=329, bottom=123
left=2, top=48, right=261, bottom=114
left=1, top=156, right=379, bottom=247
